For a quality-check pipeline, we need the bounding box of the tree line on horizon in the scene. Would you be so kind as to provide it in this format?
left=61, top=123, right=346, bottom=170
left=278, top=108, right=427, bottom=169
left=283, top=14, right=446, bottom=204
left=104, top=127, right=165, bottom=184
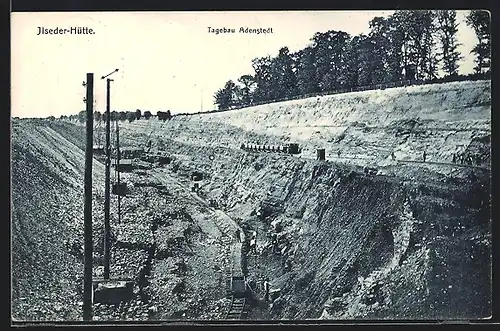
left=57, top=109, right=173, bottom=123
left=213, top=10, right=491, bottom=111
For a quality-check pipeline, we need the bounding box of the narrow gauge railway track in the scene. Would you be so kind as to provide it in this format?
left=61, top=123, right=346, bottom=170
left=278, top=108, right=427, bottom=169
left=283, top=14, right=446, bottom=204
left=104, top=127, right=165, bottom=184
left=150, top=170, right=249, bottom=320
left=225, top=297, right=247, bottom=320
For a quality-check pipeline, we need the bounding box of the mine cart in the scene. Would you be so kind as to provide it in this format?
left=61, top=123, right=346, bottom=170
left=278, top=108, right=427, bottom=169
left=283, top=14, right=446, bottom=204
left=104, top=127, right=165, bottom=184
left=317, top=148, right=326, bottom=161
left=231, top=276, right=248, bottom=298
left=288, top=143, right=300, bottom=154
left=363, top=166, right=378, bottom=175
left=93, top=145, right=105, bottom=155
left=120, top=147, right=144, bottom=159
left=92, top=278, right=134, bottom=305
left=112, top=183, right=128, bottom=196
left=112, top=159, right=134, bottom=172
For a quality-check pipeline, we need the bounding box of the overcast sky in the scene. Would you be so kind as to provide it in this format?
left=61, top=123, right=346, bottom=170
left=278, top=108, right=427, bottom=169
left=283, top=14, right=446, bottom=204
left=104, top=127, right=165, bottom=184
left=11, top=11, right=479, bottom=118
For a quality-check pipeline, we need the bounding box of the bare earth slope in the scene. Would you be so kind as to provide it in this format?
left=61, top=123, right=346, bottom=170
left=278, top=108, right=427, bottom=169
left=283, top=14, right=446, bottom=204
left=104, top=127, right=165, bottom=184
left=117, top=80, right=491, bottom=319
left=12, top=120, right=234, bottom=321
left=136, top=80, right=490, bottom=175
left=11, top=120, right=100, bottom=320
left=11, top=80, right=491, bottom=321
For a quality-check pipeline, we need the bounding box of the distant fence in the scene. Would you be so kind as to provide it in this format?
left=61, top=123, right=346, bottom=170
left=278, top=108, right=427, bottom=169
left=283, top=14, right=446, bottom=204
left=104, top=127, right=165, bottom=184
left=173, top=73, right=490, bottom=118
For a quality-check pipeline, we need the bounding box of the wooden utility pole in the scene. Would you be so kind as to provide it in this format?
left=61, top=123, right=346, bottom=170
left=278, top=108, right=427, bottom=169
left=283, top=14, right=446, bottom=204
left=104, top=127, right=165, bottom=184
left=116, top=119, right=121, bottom=224
left=103, top=78, right=112, bottom=280
left=83, top=73, right=94, bottom=321
left=101, top=69, right=118, bottom=280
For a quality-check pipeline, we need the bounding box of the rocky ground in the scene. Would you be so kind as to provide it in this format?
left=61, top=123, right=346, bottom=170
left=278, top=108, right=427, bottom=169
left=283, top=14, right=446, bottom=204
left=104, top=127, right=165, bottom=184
left=11, top=80, right=491, bottom=322
left=12, top=120, right=237, bottom=321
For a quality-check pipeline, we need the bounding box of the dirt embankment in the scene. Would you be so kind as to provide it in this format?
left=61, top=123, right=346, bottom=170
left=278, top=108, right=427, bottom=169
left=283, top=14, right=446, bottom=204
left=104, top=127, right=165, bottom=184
left=11, top=79, right=491, bottom=321
left=118, top=80, right=490, bottom=179
left=111, top=80, right=491, bottom=319
left=11, top=120, right=94, bottom=321
left=11, top=120, right=231, bottom=321
left=152, top=138, right=490, bottom=320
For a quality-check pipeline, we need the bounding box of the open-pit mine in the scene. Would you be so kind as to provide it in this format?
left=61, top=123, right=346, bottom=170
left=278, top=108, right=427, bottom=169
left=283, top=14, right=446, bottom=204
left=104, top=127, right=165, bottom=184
left=11, top=80, right=491, bottom=321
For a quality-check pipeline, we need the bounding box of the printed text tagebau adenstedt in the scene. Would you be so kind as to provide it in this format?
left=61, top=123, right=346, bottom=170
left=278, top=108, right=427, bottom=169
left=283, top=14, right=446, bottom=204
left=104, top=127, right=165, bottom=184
left=208, top=27, right=274, bottom=35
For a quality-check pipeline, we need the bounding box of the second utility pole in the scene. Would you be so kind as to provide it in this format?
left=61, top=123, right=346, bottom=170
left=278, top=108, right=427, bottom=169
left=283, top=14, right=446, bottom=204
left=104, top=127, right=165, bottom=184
left=103, top=78, right=112, bottom=280
left=116, top=118, right=121, bottom=224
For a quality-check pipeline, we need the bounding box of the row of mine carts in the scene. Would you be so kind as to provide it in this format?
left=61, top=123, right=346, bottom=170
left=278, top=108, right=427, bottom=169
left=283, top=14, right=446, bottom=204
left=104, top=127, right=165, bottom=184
left=240, top=142, right=300, bottom=155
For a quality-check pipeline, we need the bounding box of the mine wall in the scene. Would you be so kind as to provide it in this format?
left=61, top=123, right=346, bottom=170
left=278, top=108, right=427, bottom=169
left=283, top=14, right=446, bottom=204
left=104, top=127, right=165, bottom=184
left=12, top=122, right=224, bottom=321
left=12, top=127, right=91, bottom=320
left=12, top=78, right=491, bottom=321
left=151, top=139, right=490, bottom=319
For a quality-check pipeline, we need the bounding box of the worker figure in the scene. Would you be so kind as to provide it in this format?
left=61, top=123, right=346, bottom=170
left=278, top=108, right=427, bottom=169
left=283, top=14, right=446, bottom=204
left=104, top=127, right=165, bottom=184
left=235, top=229, right=241, bottom=242
left=249, top=238, right=256, bottom=254
left=423, top=150, right=427, bottom=162
left=271, top=233, right=279, bottom=253
left=284, top=259, right=292, bottom=272
left=264, top=279, right=270, bottom=302
left=452, top=153, right=456, bottom=163
left=71, top=241, right=83, bottom=259
left=252, top=230, right=257, bottom=239
left=469, top=171, right=477, bottom=181
left=391, top=151, right=396, bottom=161
left=337, top=150, right=341, bottom=158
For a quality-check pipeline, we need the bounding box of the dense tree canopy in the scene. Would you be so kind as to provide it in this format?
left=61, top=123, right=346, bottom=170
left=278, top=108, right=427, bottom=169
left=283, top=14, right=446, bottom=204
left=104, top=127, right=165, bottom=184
left=213, top=10, right=490, bottom=111
left=466, top=10, right=491, bottom=73
left=61, top=10, right=490, bottom=119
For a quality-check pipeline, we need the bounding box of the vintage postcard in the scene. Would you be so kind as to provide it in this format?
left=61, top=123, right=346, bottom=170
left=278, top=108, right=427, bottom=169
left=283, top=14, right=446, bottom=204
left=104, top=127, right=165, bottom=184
left=11, top=10, right=491, bottom=323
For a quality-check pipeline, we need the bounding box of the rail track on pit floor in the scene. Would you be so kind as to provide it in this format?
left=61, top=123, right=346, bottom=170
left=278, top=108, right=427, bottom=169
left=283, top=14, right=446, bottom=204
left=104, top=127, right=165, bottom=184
left=223, top=238, right=249, bottom=320
left=148, top=150, right=491, bottom=320
left=150, top=170, right=249, bottom=320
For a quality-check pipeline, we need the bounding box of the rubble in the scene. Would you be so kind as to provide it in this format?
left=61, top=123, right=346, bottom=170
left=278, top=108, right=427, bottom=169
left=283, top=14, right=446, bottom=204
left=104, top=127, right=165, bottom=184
left=11, top=80, right=491, bottom=321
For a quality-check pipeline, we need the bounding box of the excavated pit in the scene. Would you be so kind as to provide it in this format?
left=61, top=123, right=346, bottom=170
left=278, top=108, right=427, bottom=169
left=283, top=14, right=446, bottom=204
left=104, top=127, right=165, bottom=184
left=12, top=80, right=491, bottom=321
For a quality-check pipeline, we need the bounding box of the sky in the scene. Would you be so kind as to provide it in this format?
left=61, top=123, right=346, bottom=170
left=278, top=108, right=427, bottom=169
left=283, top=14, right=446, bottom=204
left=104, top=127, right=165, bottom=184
left=11, top=11, right=479, bottom=118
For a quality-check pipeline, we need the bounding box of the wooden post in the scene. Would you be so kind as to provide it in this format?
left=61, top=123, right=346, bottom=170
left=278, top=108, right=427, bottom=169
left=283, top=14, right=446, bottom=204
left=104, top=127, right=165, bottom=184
left=83, top=73, right=94, bottom=321
left=104, top=78, right=111, bottom=280
left=116, top=119, right=121, bottom=224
